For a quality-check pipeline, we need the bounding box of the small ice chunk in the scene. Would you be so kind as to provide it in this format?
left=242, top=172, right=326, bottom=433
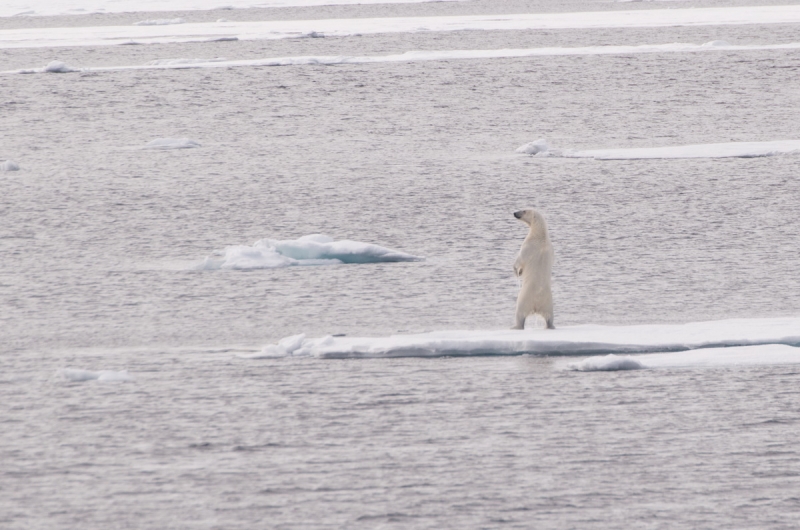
left=134, top=18, right=185, bottom=26
left=239, top=333, right=307, bottom=358
left=61, top=368, right=133, bottom=382
left=702, top=40, right=731, bottom=47
left=197, top=234, right=422, bottom=270
left=515, top=138, right=549, bottom=155
left=146, top=58, right=227, bottom=66
left=44, top=60, right=77, bottom=73
left=567, top=354, right=644, bottom=372
left=1, top=160, right=20, bottom=171
left=146, top=138, right=201, bottom=149
left=217, top=18, right=229, bottom=22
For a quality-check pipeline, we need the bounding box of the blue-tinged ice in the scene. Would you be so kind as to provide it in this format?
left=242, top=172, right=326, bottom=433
left=197, top=234, right=423, bottom=270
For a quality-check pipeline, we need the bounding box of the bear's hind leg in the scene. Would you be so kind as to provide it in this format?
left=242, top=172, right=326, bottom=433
left=512, top=312, right=526, bottom=330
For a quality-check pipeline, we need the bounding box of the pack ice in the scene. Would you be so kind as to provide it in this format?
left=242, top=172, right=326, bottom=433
left=517, top=140, right=800, bottom=159
left=249, top=317, right=800, bottom=359
left=197, top=234, right=423, bottom=270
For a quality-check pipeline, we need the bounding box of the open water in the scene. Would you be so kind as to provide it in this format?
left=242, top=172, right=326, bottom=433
left=2, top=0, right=800, bottom=527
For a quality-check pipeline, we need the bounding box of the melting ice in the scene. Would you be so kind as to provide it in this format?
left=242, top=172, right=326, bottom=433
left=197, top=234, right=423, bottom=270
left=249, top=317, right=800, bottom=360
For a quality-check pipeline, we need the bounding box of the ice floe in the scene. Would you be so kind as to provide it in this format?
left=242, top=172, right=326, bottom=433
left=197, top=234, right=423, bottom=270
left=0, top=0, right=466, bottom=18
left=8, top=41, right=800, bottom=74
left=60, top=368, right=134, bottom=382
left=565, top=344, right=800, bottom=371
left=1, top=160, right=20, bottom=171
left=44, top=60, right=77, bottom=73
left=567, top=354, right=644, bottom=371
left=134, top=18, right=185, bottom=26
left=4, top=7, right=800, bottom=48
left=521, top=140, right=800, bottom=160
left=250, top=317, right=800, bottom=359
left=515, top=139, right=549, bottom=155
left=145, top=138, right=201, bottom=149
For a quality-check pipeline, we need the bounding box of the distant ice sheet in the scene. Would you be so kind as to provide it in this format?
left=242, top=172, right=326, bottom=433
left=518, top=140, right=800, bottom=159
left=10, top=41, right=800, bottom=74
left=134, top=18, right=185, bottom=26
left=565, top=140, right=800, bottom=159
left=60, top=368, right=133, bottom=382
left=1, top=0, right=467, bottom=18
left=566, top=345, right=800, bottom=371
left=197, top=234, right=423, bottom=270
left=4, top=6, right=800, bottom=48
left=250, top=317, right=800, bottom=359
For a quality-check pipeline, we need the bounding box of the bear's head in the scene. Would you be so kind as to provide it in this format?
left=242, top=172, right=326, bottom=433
left=514, top=208, right=549, bottom=239
left=513, top=208, right=545, bottom=227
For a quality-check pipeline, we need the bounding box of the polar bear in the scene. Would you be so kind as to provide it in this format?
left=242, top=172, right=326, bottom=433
left=512, top=208, right=554, bottom=329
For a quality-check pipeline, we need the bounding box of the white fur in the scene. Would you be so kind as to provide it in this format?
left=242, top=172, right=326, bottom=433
left=512, top=208, right=555, bottom=329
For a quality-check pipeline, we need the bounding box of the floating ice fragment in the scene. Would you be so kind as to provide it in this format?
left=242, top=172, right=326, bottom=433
left=515, top=139, right=549, bottom=155
left=562, top=140, right=800, bottom=159
left=44, top=60, right=77, bottom=73
left=146, top=58, right=227, bottom=66
left=61, top=368, right=133, bottom=382
left=1, top=160, right=20, bottom=171
left=702, top=40, right=731, bottom=47
left=146, top=138, right=202, bottom=149
left=567, top=354, right=644, bottom=371
left=134, top=18, right=185, bottom=26
left=197, top=234, right=423, bottom=270
left=253, top=317, right=800, bottom=360
left=239, top=334, right=307, bottom=358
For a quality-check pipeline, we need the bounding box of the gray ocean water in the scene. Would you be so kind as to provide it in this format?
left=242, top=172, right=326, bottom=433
left=3, top=0, right=800, bottom=527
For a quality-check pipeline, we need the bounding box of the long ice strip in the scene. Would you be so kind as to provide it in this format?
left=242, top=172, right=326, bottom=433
left=254, top=317, right=800, bottom=359
left=4, top=6, right=800, bottom=49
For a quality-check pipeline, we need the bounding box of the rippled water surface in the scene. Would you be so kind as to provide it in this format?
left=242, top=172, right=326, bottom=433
left=2, top=0, right=800, bottom=527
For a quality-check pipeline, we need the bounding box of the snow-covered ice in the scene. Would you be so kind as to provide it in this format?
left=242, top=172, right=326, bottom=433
left=43, top=60, right=77, bottom=73
left=559, top=140, right=800, bottom=160
left=567, top=354, right=644, bottom=371
left=0, top=0, right=466, bottom=18
left=145, top=138, right=201, bottom=149
left=60, top=368, right=134, bottom=382
left=515, top=139, right=549, bottom=155
left=1, top=160, right=20, bottom=171
left=197, top=234, right=423, bottom=270
left=145, top=57, right=227, bottom=66
left=134, top=18, right=185, bottom=26
left=5, top=7, right=800, bottom=49
left=251, top=316, right=800, bottom=359
left=566, top=344, right=800, bottom=371
left=11, top=41, right=800, bottom=75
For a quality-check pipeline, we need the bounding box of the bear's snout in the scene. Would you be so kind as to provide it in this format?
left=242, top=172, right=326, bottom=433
left=513, top=211, right=523, bottom=219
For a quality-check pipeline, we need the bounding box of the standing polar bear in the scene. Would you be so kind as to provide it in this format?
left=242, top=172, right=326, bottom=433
left=512, top=208, right=555, bottom=329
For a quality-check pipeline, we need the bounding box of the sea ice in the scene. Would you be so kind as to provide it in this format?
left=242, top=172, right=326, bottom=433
left=145, top=138, right=201, bottom=149
left=565, top=344, right=800, bottom=371
left=252, top=316, right=800, bottom=359
left=515, top=139, right=549, bottom=155
left=559, top=140, right=800, bottom=159
left=44, top=60, right=78, bottom=73
left=4, top=7, right=800, bottom=49
left=567, top=354, right=644, bottom=371
left=9, top=42, right=800, bottom=75
left=197, top=234, right=423, bottom=270
left=60, top=368, right=134, bottom=382
left=1, top=160, right=20, bottom=171
left=0, top=0, right=467, bottom=18
left=134, top=18, right=185, bottom=26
